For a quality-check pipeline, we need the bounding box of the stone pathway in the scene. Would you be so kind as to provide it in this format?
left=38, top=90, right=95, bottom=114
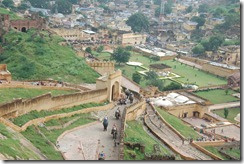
left=57, top=103, right=130, bottom=160
left=144, top=105, right=213, bottom=160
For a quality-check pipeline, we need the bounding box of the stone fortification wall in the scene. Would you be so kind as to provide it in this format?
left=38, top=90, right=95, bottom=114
left=86, top=61, right=115, bottom=75
left=164, top=103, right=207, bottom=118
left=0, top=103, right=114, bottom=132
left=180, top=56, right=207, bottom=66
left=126, top=101, right=146, bottom=121
left=0, top=89, right=108, bottom=118
left=202, top=64, right=238, bottom=78
left=179, top=56, right=239, bottom=78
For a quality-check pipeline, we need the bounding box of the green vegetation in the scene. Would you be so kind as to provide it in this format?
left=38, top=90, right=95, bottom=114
left=0, top=88, right=77, bottom=104
left=224, top=148, right=240, bottom=159
left=193, top=89, right=239, bottom=104
left=162, top=60, right=227, bottom=87
left=0, top=123, right=40, bottom=160
left=0, top=29, right=99, bottom=83
left=124, top=121, right=172, bottom=160
left=11, top=102, right=105, bottom=126
left=21, top=113, right=94, bottom=160
left=0, top=7, right=22, bottom=20
left=204, top=146, right=228, bottom=160
left=212, top=107, right=240, bottom=123
left=126, top=12, right=149, bottom=33
left=156, top=108, right=200, bottom=140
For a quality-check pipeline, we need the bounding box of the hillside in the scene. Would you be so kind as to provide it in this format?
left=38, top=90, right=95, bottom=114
left=0, top=29, right=99, bottom=84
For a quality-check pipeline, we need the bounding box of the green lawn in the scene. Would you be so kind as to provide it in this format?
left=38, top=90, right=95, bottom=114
left=193, top=89, right=239, bottom=104
left=212, top=107, right=240, bottom=123
left=161, top=60, right=227, bottom=87
left=92, top=51, right=111, bottom=60
left=0, top=88, right=77, bottom=104
left=0, top=123, right=40, bottom=160
left=156, top=108, right=200, bottom=140
left=124, top=120, right=173, bottom=160
left=204, top=146, right=229, bottom=160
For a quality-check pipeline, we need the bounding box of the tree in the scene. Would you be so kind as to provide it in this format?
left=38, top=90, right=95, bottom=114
left=212, top=7, right=226, bottom=17
left=209, top=35, right=224, bottom=52
left=145, top=71, right=158, bottom=79
left=97, top=45, right=104, bottom=53
left=190, top=16, right=205, bottom=29
left=185, top=6, right=193, bottom=13
left=155, top=7, right=160, bottom=17
left=224, top=108, right=229, bottom=118
left=192, top=44, right=205, bottom=56
left=85, top=47, right=92, bottom=53
left=126, top=12, right=149, bottom=33
left=225, top=89, right=229, bottom=95
left=163, top=82, right=182, bottom=91
left=164, top=1, right=173, bottom=14
left=198, top=4, right=209, bottom=13
left=132, top=72, right=141, bottom=84
left=111, top=47, right=131, bottom=65
left=28, top=0, right=50, bottom=8
left=191, top=29, right=204, bottom=41
left=2, top=0, right=14, bottom=8
left=55, top=0, right=72, bottom=14
left=200, top=39, right=211, bottom=51
left=17, top=3, right=29, bottom=10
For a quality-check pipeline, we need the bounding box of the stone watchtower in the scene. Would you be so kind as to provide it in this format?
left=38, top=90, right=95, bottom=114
left=96, top=70, right=122, bottom=102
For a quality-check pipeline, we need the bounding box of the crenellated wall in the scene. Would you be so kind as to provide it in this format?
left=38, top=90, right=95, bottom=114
left=0, top=89, right=108, bottom=118
left=86, top=61, right=115, bottom=75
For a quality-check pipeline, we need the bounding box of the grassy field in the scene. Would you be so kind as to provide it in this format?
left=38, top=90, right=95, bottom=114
left=124, top=120, right=174, bottom=160
left=21, top=113, right=94, bottom=160
left=1, top=29, right=99, bottom=83
left=0, top=7, right=22, bottom=20
left=156, top=108, right=200, bottom=140
left=0, top=123, right=40, bottom=160
left=161, top=60, right=227, bottom=87
left=204, top=146, right=229, bottom=160
left=95, top=49, right=227, bottom=88
left=11, top=102, right=105, bottom=126
left=193, top=89, right=239, bottom=104
left=0, top=88, right=77, bottom=104
left=212, top=107, right=240, bottom=123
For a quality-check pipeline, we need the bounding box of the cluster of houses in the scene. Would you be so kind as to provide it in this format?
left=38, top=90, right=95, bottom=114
left=0, top=0, right=240, bottom=69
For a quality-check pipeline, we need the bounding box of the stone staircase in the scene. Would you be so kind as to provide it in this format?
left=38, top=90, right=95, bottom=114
left=144, top=105, right=213, bottom=160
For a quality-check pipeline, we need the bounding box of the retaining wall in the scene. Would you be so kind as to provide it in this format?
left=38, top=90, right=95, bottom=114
left=0, top=103, right=114, bottom=132
left=0, top=89, right=108, bottom=118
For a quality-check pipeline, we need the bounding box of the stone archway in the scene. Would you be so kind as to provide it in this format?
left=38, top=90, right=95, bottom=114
left=111, top=81, right=120, bottom=101
left=21, top=27, right=27, bottom=32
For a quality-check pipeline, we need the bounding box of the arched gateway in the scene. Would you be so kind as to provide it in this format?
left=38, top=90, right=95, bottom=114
left=96, top=70, right=121, bottom=102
